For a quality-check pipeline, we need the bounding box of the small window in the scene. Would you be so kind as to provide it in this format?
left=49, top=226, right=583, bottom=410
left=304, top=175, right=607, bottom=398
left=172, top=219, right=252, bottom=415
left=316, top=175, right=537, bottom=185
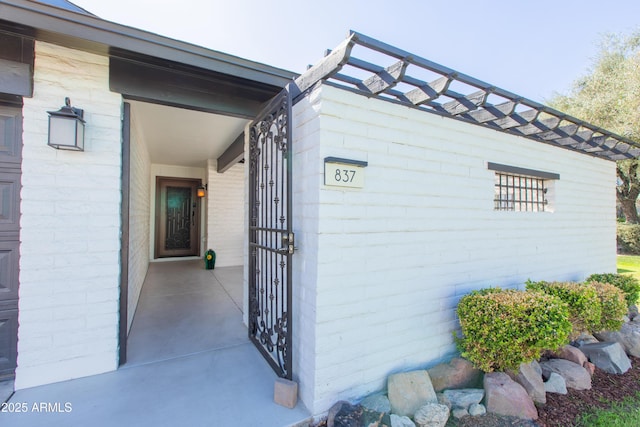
left=494, top=173, right=547, bottom=211
left=488, top=162, right=559, bottom=212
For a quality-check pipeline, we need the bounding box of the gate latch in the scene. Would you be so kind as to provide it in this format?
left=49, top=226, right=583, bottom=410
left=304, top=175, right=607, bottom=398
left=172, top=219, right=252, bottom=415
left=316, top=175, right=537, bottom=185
left=280, top=232, right=295, bottom=255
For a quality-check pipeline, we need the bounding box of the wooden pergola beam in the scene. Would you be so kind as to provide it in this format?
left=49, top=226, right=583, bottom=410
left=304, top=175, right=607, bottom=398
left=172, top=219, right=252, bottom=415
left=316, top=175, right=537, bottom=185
left=217, top=131, right=244, bottom=173
left=292, top=30, right=640, bottom=160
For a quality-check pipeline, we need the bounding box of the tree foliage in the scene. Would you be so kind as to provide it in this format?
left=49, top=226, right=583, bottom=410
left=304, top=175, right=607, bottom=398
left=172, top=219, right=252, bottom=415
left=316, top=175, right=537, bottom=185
left=549, top=31, right=640, bottom=223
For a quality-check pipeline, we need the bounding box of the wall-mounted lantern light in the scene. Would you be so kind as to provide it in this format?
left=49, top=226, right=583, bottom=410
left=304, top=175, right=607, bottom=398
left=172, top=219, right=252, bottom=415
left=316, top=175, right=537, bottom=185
left=47, top=97, right=85, bottom=151
left=196, top=185, right=206, bottom=198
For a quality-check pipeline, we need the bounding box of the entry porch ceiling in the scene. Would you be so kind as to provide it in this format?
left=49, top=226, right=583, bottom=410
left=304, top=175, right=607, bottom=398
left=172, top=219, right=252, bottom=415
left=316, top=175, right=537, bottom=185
left=129, top=100, right=247, bottom=168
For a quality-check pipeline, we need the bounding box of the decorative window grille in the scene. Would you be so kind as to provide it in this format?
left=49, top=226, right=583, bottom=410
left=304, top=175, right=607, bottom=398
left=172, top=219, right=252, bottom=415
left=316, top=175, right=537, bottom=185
left=488, top=162, right=559, bottom=212
left=494, top=172, right=547, bottom=212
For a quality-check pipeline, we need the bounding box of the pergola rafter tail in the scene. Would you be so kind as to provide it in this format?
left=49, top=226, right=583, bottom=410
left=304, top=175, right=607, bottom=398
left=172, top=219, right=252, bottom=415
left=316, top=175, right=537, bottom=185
left=291, top=30, right=640, bottom=161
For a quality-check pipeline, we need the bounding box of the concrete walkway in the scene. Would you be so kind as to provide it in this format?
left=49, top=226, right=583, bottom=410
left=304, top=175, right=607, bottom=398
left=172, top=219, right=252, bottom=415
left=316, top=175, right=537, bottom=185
left=1, top=261, right=311, bottom=427
left=126, top=262, right=247, bottom=366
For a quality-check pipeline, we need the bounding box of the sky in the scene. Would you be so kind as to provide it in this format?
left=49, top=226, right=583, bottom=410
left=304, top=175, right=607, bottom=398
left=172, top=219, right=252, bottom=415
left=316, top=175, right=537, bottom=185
left=71, top=0, right=640, bottom=104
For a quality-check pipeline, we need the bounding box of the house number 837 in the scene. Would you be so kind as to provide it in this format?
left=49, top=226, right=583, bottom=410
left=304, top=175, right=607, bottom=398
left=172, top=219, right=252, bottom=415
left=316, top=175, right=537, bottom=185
left=334, top=169, right=356, bottom=183
left=324, top=162, right=365, bottom=188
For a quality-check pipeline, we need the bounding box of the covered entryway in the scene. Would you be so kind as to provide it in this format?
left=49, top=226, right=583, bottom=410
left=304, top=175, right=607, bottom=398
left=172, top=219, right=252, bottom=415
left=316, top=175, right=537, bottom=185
left=121, top=99, right=250, bottom=365
left=111, top=34, right=299, bottom=373
left=0, top=0, right=302, bottom=402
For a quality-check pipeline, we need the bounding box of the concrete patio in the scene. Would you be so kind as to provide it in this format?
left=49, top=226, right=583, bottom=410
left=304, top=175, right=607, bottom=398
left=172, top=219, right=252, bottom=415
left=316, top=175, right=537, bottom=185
left=1, top=261, right=311, bottom=427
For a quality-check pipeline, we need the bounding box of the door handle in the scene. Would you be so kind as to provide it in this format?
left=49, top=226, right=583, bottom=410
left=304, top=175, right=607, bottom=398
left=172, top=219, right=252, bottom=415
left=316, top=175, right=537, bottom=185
left=279, top=232, right=295, bottom=255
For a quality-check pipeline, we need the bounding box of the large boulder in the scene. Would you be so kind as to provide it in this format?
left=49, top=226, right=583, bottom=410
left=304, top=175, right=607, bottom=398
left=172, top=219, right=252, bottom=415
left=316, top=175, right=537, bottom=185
left=413, top=403, right=450, bottom=427
left=483, top=372, right=538, bottom=420
left=595, top=321, right=640, bottom=357
left=427, top=358, right=482, bottom=392
left=552, top=345, right=588, bottom=367
left=580, top=342, right=632, bottom=374
left=388, top=370, right=437, bottom=417
left=540, top=359, right=591, bottom=390
left=441, top=388, right=484, bottom=410
left=574, top=332, right=599, bottom=346
left=543, top=372, right=567, bottom=395
left=508, top=360, right=546, bottom=404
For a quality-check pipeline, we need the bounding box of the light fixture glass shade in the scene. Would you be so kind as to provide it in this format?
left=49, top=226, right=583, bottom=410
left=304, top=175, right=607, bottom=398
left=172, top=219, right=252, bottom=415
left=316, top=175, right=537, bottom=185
left=47, top=98, right=85, bottom=151
left=196, top=186, right=206, bottom=198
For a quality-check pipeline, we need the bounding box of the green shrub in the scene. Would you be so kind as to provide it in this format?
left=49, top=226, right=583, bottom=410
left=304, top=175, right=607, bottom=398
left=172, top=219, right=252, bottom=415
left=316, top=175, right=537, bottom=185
left=525, top=280, right=601, bottom=338
left=586, top=273, right=640, bottom=308
left=617, top=223, right=640, bottom=255
left=456, top=288, right=571, bottom=372
left=589, top=281, right=627, bottom=332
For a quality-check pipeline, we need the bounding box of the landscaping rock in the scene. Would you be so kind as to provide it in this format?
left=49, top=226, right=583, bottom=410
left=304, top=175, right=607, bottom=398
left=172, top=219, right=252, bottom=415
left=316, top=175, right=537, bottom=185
left=413, top=403, right=450, bottom=427
left=451, top=408, right=468, bottom=419
left=390, top=414, right=416, bottom=427
left=483, top=372, right=538, bottom=420
left=435, top=393, right=451, bottom=410
left=468, top=403, right=487, bottom=416
left=360, top=393, right=391, bottom=413
left=442, top=388, right=484, bottom=409
left=552, top=345, right=588, bottom=366
left=580, top=341, right=632, bottom=374
left=543, top=372, right=567, bottom=395
left=427, top=358, right=482, bottom=392
left=509, top=360, right=546, bottom=404
left=574, top=332, right=599, bottom=347
left=326, top=401, right=390, bottom=427
left=629, top=304, right=638, bottom=321
left=388, top=371, right=437, bottom=417
left=327, top=401, right=357, bottom=427
left=539, top=359, right=591, bottom=390
left=583, top=361, right=596, bottom=376
left=594, top=321, right=640, bottom=357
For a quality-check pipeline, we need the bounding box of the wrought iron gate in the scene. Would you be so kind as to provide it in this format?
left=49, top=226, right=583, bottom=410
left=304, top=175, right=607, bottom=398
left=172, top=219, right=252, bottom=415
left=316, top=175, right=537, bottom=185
left=248, top=89, right=293, bottom=379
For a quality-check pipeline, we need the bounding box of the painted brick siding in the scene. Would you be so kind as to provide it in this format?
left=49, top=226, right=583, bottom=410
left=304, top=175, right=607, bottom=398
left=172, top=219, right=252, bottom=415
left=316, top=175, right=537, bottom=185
left=292, top=89, right=322, bottom=411
left=207, top=161, right=244, bottom=267
left=17, top=42, right=122, bottom=389
left=127, top=112, right=151, bottom=331
left=293, top=84, right=616, bottom=415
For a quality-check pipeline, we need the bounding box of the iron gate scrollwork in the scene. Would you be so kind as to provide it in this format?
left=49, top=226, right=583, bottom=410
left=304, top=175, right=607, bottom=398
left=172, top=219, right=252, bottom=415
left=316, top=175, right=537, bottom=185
left=248, top=89, right=293, bottom=379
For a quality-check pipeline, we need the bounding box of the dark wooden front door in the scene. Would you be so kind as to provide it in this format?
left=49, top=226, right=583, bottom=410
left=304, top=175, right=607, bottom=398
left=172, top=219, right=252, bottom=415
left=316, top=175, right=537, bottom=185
left=155, top=177, right=201, bottom=258
left=0, top=103, right=22, bottom=379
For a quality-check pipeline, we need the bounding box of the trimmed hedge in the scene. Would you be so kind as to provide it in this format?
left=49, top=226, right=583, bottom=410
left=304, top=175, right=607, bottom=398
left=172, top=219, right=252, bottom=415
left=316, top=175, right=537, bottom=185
left=586, top=273, right=640, bottom=308
left=617, top=223, right=640, bottom=255
left=456, top=288, right=571, bottom=372
left=589, top=281, right=627, bottom=332
left=525, top=280, right=601, bottom=338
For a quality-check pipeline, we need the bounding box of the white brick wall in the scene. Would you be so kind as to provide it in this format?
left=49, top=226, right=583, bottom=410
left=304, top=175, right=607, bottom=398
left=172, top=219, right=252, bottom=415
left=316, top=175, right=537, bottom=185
left=293, top=84, right=617, bottom=414
left=127, top=111, right=151, bottom=331
left=206, top=160, right=244, bottom=267
left=292, top=89, right=322, bottom=410
left=17, top=42, right=123, bottom=389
